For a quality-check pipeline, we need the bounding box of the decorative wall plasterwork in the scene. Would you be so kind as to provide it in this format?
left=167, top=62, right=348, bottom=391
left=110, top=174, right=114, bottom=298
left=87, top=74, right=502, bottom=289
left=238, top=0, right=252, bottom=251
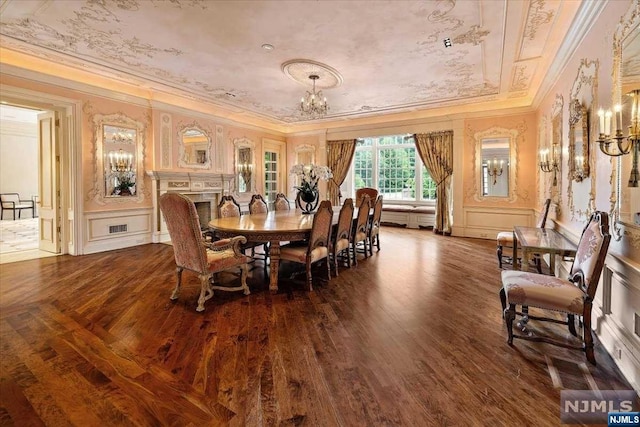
left=609, top=1, right=640, bottom=244
left=215, top=125, right=224, bottom=173
left=551, top=93, right=564, bottom=207
left=231, top=137, right=256, bottom=198
left=467, top=124, right=527, bottom=204
left=538, top=115, right=548, bottom=199
left=176, top=120, right=213, bottom=170
left=566, top=58, right=598, bottom=221
left=160, top=113, right=172, bottom=169
left=84, top=102, right=149, bottom=205
left=522, top=0, right=556, bottom=43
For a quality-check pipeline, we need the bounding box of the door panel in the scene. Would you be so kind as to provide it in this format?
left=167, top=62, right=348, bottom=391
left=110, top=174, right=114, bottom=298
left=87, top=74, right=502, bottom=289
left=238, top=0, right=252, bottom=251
left=38, top=111, right=60, bottom=253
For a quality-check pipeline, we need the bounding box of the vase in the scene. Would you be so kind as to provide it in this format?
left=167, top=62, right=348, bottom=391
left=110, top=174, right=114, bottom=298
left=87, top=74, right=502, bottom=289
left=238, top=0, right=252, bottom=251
left=296, top=187, right=319, bottom=214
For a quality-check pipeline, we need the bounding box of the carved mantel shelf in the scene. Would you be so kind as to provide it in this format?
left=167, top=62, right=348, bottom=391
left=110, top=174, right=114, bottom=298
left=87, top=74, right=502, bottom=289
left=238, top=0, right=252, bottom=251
left=147, top=170, right=235, bottom=193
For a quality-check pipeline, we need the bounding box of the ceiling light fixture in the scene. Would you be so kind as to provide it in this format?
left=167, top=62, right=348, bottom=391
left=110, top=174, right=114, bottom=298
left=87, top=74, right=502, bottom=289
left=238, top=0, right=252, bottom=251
left=299, top=74, right=328, bottom=119
left=262, top=43, right=274, bottom=51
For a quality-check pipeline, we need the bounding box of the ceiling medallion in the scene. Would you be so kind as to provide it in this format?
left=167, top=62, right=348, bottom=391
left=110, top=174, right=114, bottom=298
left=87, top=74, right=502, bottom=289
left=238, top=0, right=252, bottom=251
left=282, top=59, right=342, bottom=119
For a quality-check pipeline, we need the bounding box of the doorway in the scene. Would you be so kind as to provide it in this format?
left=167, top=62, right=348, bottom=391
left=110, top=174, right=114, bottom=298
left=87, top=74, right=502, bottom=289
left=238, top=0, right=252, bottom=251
left=0, top=103, right=61, bottom=263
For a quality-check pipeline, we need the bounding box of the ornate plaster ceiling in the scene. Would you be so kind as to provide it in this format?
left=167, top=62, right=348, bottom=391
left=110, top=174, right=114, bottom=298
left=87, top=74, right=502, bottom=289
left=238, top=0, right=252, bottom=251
left=0, top=0, right=579, bottom=127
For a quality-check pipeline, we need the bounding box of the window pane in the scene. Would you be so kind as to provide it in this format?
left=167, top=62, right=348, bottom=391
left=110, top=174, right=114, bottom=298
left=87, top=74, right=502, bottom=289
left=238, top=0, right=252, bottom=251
left=378, top=147, right=415, bottom=201
left=354, top=150, right=373, bottom=188
left=422, top=167, right=437, bottom=200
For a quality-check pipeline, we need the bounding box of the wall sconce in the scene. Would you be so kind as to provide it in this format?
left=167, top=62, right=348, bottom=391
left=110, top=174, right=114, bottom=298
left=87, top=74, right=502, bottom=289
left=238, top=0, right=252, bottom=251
left=486, top=158, right=504, bottom=185
left=597, top=89, right=639, bottom=187
left=539, top=145, right=560, bottom=186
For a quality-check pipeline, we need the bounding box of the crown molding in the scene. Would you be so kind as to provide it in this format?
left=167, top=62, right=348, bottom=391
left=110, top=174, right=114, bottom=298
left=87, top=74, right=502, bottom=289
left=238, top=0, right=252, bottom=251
left=532, top=0, right=609, bottom=108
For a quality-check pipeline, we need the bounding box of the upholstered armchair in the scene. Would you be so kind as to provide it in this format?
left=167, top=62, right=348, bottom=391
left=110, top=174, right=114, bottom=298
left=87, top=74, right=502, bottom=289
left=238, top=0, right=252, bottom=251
left=497, top=198, right=551, bottom=271
left=332, top=198, right=354, bottom=276
left=0, top=193, right=35, bottom=220
left=352, top=195, right=371, bottom=265
left=273, top=193, right=291, bottom=211
left=159, top=192, right=250, bottom=312
left=355, top=187, right=378, bottom=207
left=367, top=195, right=383, bottom=256
left=279, top=200, right=333, bottom=291
left=499, top=211, right=611, bottom=365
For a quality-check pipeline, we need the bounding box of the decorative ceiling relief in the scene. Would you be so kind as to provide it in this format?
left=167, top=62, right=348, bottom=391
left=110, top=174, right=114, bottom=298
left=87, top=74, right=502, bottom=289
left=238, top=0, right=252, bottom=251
left=0, top=0, right=576, bottom=125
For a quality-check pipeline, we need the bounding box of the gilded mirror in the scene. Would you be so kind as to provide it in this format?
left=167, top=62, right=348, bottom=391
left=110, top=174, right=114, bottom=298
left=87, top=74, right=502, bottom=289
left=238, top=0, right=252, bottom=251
left=90, top=113, right=146, bottom=204
left=611, top=3, right=640, bottom=233
left=178, top=123, right=211, bottom=169
left=480, top=138, right=510, bottom=197
left=568, top=99, right=589, bottom=182
left=295, top=144, right=316, bottom=166
left=233, top=137, right=255, bottom=194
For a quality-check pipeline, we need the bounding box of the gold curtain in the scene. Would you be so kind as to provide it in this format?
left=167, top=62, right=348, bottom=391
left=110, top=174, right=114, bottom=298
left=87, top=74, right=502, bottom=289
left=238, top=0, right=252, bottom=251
left=414, top=131, right=454, bottom=234
left=326, top=139, right=357, bottom=205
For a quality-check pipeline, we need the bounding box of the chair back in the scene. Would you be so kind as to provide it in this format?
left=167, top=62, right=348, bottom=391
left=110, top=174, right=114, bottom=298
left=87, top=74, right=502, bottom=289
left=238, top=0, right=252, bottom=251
left=248, top=194, right=268, bottom=214
left=0, top=193, right=19, bottom=206
left=308, top=200, right=333, bottom=255
left=569, top=211, right=611, bottom=299
left=159, top=193, right=208, bottom=274
left=354, top=195, right=371, bottom=237
left=274, top=193, right=291, bottom=211
left=371, top=195, right=383, bottom=229
left=218, top=195, right=241, bottom=218
left=536, top=198, right=552, bottom=228
left=355, top=187, right=378, bottom=206
left=335, top=198, right=354, bottom=243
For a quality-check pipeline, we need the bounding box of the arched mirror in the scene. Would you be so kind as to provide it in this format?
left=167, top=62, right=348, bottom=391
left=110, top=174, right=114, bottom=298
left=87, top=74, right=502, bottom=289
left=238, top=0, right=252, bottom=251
left=473, top=127, right=518, bottom=202
left=295, top=144, right=316, bottom=165
left=233, top=137, right=255, bottom=194
left=178, top=123, right=211, bottom=169
left=611, top=4, right=640, bottom=234
left=91, top=113, right=146, bottom=204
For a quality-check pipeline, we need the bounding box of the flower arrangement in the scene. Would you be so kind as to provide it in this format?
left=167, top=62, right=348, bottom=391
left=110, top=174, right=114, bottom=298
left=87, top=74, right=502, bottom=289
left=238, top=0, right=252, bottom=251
left=290, top=164, right=333, bottom=194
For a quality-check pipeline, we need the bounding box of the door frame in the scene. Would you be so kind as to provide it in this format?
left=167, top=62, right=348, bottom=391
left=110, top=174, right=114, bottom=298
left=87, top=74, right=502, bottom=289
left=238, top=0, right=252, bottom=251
left=262, top=138, right=286, bottom=202
left=0, top=84, right=82, bottom=255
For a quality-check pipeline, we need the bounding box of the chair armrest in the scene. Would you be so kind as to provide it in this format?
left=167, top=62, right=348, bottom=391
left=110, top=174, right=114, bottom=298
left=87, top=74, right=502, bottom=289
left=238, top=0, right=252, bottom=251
left=1, top=201, right=16, bottom=208
left=19, top=199, right=35, bottom=208
left=204, top=235, right=248, bottom=256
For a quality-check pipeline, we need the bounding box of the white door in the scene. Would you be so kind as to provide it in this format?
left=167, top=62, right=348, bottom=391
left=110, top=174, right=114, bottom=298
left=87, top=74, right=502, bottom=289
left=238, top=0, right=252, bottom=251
left=38, top=111, right=60, bottom=253
left=263, top=139, right=286, bottom=203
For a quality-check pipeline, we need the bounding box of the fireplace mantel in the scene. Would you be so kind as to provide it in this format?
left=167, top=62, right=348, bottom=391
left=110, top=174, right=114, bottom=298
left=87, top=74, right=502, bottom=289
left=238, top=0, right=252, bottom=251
left=148, top=170, right=235, bottom=242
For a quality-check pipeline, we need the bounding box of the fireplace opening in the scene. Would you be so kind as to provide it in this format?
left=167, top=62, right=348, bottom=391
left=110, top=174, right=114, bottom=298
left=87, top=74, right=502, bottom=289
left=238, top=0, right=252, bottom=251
left=194, top=201, right=212, bottom=230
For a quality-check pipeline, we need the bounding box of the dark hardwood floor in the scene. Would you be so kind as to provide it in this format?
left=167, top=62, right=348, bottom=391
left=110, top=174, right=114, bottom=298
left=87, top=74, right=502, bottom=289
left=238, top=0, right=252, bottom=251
left=0, top=227, right=634, bottom=426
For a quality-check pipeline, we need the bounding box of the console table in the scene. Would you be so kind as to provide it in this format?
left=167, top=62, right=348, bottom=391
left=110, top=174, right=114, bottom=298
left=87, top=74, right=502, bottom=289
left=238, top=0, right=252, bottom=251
left=513, top=226, right=578, bottom=275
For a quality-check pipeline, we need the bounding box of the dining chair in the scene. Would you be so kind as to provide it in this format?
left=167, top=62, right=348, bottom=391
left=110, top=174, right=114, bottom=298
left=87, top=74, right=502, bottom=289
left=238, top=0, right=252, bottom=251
left=159, top=192, right=250, bottom=312
left=332, top=198, right=354, bottom=276
left=499, top=211, right=611, bottom=365
left=355, top=187, right=378, bottom=207
left=248, top=194, right=270, bottom=262
left=367, top=195, right=384, bottom=256
left=274, top=193, right=291, bottom=211
left=279, top=200, right=333, bottom=291
left=497, top=198, right=551, bottom=272
left=218, top=194, right=241, bottom=218
left=352, top=195, right=371, bottom=266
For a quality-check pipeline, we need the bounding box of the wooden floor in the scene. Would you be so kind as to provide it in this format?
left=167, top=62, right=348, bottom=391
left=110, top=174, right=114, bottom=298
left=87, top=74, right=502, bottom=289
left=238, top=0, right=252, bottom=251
left=0, top=227, right=633, bottom=426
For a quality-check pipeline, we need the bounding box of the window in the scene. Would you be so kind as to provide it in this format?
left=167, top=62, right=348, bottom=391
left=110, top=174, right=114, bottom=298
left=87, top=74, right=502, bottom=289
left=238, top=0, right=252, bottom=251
left=351, top=135, right=436, bottom=202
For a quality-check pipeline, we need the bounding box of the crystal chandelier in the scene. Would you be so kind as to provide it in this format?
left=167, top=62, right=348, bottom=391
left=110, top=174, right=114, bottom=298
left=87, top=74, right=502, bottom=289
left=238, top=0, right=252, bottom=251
left=299, top=74, right=328, bottom=119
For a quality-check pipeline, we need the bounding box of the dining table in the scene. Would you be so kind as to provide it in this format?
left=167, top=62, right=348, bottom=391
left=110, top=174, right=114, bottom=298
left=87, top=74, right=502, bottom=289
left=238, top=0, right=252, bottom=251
left=208, top=208, right=360, bottom=293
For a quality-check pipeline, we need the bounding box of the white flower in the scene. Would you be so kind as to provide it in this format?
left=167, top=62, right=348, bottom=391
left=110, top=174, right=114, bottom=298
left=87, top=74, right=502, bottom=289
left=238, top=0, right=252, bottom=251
left=290, top=163, right=333, bottom=192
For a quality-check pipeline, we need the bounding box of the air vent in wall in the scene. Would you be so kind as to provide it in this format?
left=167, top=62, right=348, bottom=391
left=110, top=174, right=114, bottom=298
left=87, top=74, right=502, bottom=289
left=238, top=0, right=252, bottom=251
left=109, top=224, right=127, bottom=234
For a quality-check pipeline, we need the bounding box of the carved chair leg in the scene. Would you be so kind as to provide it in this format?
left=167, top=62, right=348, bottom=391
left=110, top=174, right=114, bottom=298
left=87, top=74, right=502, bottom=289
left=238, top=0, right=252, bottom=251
left=171, top=267, right=184, bottom=300
left=363, top=240, right=369, bottom=259
left=499, top=287, right=507, bottom=317
left=352, top=243, right=358, bottom=266
left=567, top=314, right=577, bottom=336
left=196, top=273, right=214, bottom=312
left=326, top=257, right=331, bottom=282
left=505, top=304, right=516, bottom=345
left=376, top=234, right=380, bottom=251
left=497, top=245, right=503, bottom=268
left=240, top=264, right=250, bottom=295
left=583, top=304, right=596, bottom=365
left=346, top=246, right=351, bottom=268
left=334, top=251, right=339, bottom=277
left=535, top=256, right=542, bottom=274
left=306, top=262, right=313, bottom=291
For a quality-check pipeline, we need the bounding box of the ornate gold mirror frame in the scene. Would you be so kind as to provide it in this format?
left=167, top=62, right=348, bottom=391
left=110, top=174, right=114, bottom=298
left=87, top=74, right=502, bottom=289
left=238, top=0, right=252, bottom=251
left=177, top=121, right=212, bottom=170
left=610, top=1, right=640, bottom=246
left=88, top=112, right=147, bottom=205
left=471, top=126, right=519, bottom=203
left=568, top=98, right=590, bottom=182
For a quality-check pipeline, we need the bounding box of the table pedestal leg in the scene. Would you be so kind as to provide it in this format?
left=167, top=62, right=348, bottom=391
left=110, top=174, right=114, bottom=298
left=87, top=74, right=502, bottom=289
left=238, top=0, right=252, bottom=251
left=269, top=241, right=280, bottom=293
